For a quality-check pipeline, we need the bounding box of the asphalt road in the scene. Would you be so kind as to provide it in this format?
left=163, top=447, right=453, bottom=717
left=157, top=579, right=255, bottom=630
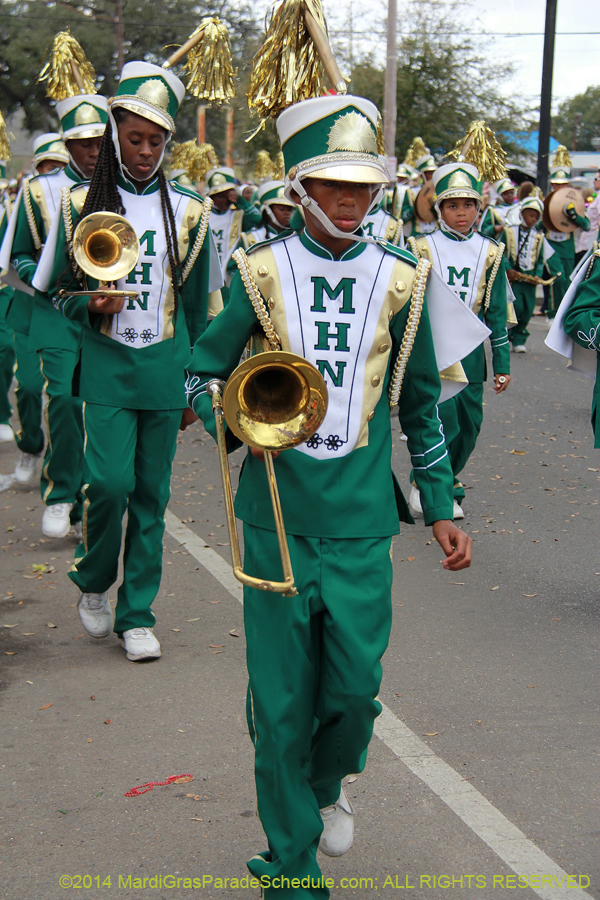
left=0, top=315, right=598, bottom=900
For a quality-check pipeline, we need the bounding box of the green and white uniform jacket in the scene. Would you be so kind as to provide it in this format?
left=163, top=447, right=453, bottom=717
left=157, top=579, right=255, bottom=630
left=209, top=197, right=262, bottom=283
left=187, top=229, right=455, bottom=536
left=413, top=230, right=510, bottom=382
left=503, top=224, right=556, bottom=278
left=479, top=202, right=513, bottom=239
left=563, top=251, right=600, bottom=447
left=0, top=164, right=82, bottom=346
left=34, top=173, right=221, bottom=410
left=362, top=203, right=404, bottom=246
left=0, top=200, right=14, bottom=321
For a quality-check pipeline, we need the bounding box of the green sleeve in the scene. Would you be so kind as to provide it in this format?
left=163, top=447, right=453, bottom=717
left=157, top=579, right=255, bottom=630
left=563, top=257, right=600, bottom=351
left=181, top=219, right=210, bottom=347
left=392, top=299, right=454, bottom=524
left=484, top=254, right=510, bottom=374
left=401, top=192, right=415, bottom=222
left=10, top=195, right=44, bottom=286
left=289, top=208, right=305, bottom=232
left=479, top=208, right=497, bottom=239
left=575, top=213, right=590, bottom=232
left=186, top=266, right=258, bottom=443
left=237, top=195, right=263, bottom=231
left=46, top=202, right=102, bottom=328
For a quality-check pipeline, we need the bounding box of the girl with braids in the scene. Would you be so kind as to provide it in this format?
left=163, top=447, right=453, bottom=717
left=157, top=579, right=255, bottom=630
left=34, top=62, right=222, bottom=662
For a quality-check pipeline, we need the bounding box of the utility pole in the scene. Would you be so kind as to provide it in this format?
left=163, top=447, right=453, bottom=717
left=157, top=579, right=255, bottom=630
left=537, top=0, right=557, bottom=194
left=382, top=0, right=397, bottom=177
left=114, top=0, right=124, bottom=71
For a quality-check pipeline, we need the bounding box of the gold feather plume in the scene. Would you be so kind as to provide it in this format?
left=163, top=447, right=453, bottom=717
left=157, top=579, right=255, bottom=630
left=179, top=18, right=236, bottom=104
left=253, top=150, right=285, bottom=182
left=0, top=112, right=10, bottom=161
left=170, top=140, right=218, bottom=182
left=449, top=121, right=507, bottom=183
left=403, top=137, right=428, bottom=167
left=247, top=0, right=329, bottom=126
left=552, top=145, right=572, bottom=169
left=38, top=30, right=96, bottom=99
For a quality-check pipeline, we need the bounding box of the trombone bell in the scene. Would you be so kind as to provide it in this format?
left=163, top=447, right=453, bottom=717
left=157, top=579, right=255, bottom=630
left=73, top=212, right=140, bottom=283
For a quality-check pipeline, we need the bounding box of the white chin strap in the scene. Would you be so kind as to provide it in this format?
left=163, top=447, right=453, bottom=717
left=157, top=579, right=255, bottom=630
left=287, top=174, right=384, bottom=242
left=436, top=201, right=481, bottom=241
left=68, top=155, right=87, bottom=180
left=264, top=204, right=284, bottom=230
left=109, top=109, right=169, bottom=184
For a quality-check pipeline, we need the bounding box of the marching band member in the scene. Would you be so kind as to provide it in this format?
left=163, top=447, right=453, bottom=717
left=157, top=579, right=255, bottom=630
left=479, top=176, right=517, bottom=238
left=186, top=93, right=472, bottom=898
left=409, top=159, right=510, bottom=518
left=0, top=95, right=108, bottom=527
left=0, top=145, right=15, bottom=447
left=240, top=179, right=296, bottom=248
left=34, top=61, right=221, bottom=661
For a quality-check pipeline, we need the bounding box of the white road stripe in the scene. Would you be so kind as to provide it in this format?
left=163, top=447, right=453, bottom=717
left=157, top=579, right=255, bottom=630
left=164, top=511, right=593, bottom=900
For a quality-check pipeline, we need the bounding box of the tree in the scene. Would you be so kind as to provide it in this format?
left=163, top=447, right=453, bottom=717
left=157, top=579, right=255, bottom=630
left=553, top=86, right=600, bottom=152
left=351, top=0, right=532, bottom=161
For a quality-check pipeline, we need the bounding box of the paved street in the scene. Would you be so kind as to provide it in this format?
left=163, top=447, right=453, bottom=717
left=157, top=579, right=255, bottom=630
left=0, top=315, right=598, bottom=900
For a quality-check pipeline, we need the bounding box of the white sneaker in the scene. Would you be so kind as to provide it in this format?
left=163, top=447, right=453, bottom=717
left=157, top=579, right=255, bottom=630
left=453, top=500, right=465, bottom=520
left=319, top=789, right=354, bottom=857
left=0, top=423, right=15, bottom=443
left=42, top=502, right=73, bottom=538
left=409, top=485, right=423, bottom=515
left=121, top=627, right=161, bottom=661
left=514, top=344, right=527, bottom=353
left=14, top=452, right=39, bottom=486
left=399, top=432, right=408, bottom=442
left=77, top=591, right=113, bottom=638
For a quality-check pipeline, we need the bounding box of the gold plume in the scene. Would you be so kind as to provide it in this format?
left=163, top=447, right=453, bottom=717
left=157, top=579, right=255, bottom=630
left=254, top=150, right=275, bottom=182
left=403, top=137, right=428, bottom=167
left=38, top=30, right=96, bottom=100
left=0, top=112, right=10, bottom=161
left=178, top=18, right=236, bottom=104
left=552, top=145, right=572, bottom=169
left=448, top=121, right=507, bottom=183
left=170, top=140, right=219, bottom=182
left=247, top=0, right=328, bottom=128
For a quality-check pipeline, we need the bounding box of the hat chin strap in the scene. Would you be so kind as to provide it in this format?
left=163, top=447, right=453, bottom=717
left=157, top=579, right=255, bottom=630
left=436, top=201, right=480, bottom=241
left=288, top=175, right=384, bottom=243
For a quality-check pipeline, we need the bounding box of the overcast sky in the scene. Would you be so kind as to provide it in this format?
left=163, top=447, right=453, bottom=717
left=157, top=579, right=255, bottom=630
left=296, top=0, right=599, bottom=111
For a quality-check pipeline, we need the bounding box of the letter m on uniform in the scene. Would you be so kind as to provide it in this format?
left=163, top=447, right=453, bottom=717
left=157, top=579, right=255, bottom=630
left=447, top=266, right=470, bottom=287
left=310, top=277, right=356, bottom=313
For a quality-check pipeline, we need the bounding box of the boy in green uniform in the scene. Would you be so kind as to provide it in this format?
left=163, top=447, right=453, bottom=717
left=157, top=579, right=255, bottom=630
left=35, top=61, right=219, bottom=661
left=240, top=180, right=296, bottom=249
left=503, top=195, right=560, bottom=353
left=0, top=96, right=108, bottom=535
left=409, top=162, right=511, bottom=518
left=544, top=147, right=590, bottom=318
left=186, top=94, right=472, bottom=898
left=479, top=177, right=516, bottom=238
left=0, top=162, right=15, bottom=447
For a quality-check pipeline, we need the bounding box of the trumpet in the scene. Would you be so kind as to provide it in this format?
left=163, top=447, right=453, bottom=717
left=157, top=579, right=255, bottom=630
left=59, top=211, right=140, bottom=300
left=207, top=351, right=328, bottom=596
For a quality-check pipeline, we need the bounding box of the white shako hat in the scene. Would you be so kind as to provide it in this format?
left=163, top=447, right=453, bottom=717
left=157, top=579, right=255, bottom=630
left=276, top=95, right=388, bottom=187
left=433, top=163, right=481, bottom=204
left=257, top=180, right=295, bottom=209
left=205, top=167, right=237, bottom=197
left=56, top=95, right=108, bottom=142
left=111, top=62, right=185, bottom=134
left=32, top=133, right=69, bottom=168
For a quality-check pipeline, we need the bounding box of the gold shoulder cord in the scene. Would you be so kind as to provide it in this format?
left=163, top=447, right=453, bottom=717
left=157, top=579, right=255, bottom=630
left=60, top=186, right=81, bottom=277
left=23, top=181, right=42, bottom=252
left=406, top=235, right=420, bottom=258
left=181, top=197, right=212, bottom=283
left=388, top=257, right=430, bottom=409
left=483, top=241, right=505, bottom=312
left=391, top=218, right=404, bottom=246
left=584, top=246, right=600, bottom=279
left=232, top=247, right=281, bottom=351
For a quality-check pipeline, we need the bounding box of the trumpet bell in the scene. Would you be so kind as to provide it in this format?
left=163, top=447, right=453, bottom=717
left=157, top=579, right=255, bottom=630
left=72, top=212, right=140, bottom=282
left=222, top=351, right=328, bottom=452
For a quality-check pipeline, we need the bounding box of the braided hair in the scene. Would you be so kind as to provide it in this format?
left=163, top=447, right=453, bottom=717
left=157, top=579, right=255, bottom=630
left=76, top=109, right=183, bottom=323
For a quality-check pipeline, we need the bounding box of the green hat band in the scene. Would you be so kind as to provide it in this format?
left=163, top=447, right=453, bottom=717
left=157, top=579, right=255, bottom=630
left=114, top=76, right=179, bottom=124
left=435, top=167, right=481, bottom=201
left=282, top=107, right=379, bottom=175
left=60, top=102, right=108, bottom=135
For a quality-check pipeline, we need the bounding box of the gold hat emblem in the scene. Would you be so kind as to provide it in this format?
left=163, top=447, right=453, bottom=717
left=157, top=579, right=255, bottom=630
left=448, top=169, right=472, bottom=189
left=276, top=187, right=285, bottom=198
left=327, top=112, right=377, bottom=155
left=211, top=173, right=227, bottom=186
left=47, top=141, right=66, bottom=154
left=74, top=104, right=102, bottom=126
left=135, top=79, right=170, bottom=112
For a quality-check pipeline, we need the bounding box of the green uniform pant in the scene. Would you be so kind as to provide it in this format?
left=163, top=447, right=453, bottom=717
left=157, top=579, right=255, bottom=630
left=70, top=403, right=181, bottom=634
left=242, top=525, right=393, bottom=898
left=410, top=384, right=485, bottom=503
left=0, top=311, right=14, bottom=426
left=508, top=281, right=536, bottom=347
left=547, top=241, right=574, bottom=319
left=39, top=348, right=84, bottom=518
left=13, top=332, right=44, bottom=455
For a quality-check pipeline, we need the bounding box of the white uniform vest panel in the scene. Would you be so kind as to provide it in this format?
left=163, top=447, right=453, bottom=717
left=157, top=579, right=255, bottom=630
left=109, top=186, right=191, bottom=349
left=270, top=237, right=396, bottom=460
left=209, top=207, right=240, bottom=274
left=425, top=231, right=488, bottom=310
left=362, top=208, right=390, bottom=239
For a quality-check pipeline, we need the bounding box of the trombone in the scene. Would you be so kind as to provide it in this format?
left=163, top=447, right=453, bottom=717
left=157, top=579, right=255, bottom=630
left=207, top=350, right=328, bottom=596
left=60, top=211, right=140, bottom=300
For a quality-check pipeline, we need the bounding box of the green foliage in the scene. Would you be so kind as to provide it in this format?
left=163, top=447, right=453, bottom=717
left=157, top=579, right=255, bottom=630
left=553, top=86, right=600, bottom=152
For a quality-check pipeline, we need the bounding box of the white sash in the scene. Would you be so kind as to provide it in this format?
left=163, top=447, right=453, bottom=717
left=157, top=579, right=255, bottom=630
left=426, top=231, right=488, bottom=310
